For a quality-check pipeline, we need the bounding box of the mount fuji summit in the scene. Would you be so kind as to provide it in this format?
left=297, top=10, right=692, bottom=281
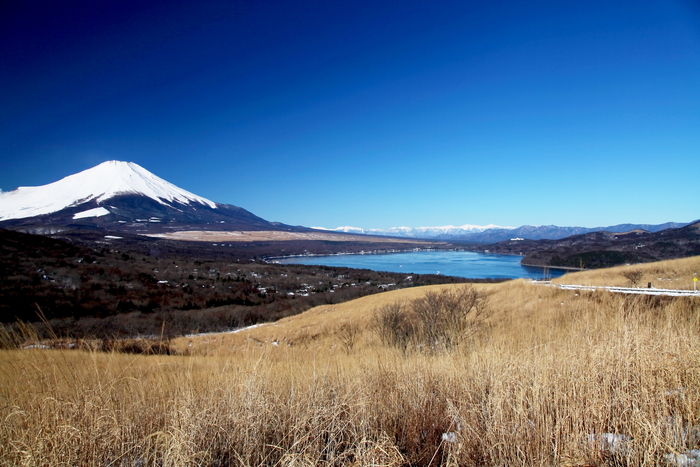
left=0, top=161, right=295, bottom=233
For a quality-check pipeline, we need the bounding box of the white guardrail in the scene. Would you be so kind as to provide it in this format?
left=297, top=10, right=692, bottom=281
left=532, top=282, right=700, bottom=297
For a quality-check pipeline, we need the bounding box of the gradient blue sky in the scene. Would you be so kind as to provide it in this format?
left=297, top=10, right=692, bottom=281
left=1, top=0, right=699, bottom=229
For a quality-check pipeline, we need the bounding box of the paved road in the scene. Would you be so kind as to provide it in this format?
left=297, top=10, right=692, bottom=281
left=532, top=282, right=700, bottom=297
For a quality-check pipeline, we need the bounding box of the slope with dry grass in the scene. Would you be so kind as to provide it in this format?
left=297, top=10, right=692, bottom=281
left=549, top=255, right=700, bottom=289
left=1, top=256, right=700, bottom=466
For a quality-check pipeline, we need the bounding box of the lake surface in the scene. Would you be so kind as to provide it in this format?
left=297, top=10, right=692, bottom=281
left=276, top=250, right=567, bottom=280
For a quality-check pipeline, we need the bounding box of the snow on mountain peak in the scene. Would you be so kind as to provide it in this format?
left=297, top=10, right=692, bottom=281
left=0, top=161, right=217, bottom=221
left=318, top=223, right=512, bottom=239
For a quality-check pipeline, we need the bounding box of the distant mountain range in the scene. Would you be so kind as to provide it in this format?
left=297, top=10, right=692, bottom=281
left=0, top=161, right=304, bottom=234
left=473, top=221, right=700, bottom=269
left=320, top=222, right=690, bottom=243
left=0, top=161, right=691, bottom=249
left=316, top=224, right=507, bottom=239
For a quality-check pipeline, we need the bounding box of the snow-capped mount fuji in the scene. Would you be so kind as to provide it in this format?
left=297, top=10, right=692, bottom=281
left=0, top=161, right=217, bottom=220
left=0, top=161, right=293, bottom=233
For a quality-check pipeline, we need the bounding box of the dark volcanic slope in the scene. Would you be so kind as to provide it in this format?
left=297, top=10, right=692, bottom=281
left=475, top=221, right=700, bottom=269
left=0, top=194, right=305, bottom=235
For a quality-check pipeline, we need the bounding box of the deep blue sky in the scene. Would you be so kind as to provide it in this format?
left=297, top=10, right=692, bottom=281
left=1, top=0, right=699, bottom=229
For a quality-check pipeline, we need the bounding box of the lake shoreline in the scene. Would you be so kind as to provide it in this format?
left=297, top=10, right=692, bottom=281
left=271, top=250, right=566, bottom=280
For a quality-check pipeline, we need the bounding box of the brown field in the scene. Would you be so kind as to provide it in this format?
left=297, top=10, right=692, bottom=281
left=549, top=255, right=700, bottom=289
left=145, top=230, right=435, bottom=244
left=1, top=256, right=700, bottom=466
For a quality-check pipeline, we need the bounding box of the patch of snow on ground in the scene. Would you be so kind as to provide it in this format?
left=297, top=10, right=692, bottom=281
left=184, top=323, right=266, bottom=338
left=73, top=207, right=111, bottom=219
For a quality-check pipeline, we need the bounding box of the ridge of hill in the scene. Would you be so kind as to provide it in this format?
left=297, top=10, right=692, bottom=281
left=474, top=220, right=700, bottom=269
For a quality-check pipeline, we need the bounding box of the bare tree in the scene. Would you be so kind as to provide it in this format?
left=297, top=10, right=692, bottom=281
left=621, top=269, right=644, bottom=287
left=373, top=285, right=489, bottom=353
left=412, top=286, right=488, bottom=352
left=372, top=301, right=418, bottom=352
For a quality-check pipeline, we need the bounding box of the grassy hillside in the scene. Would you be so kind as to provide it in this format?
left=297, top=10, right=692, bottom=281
left=1, top=256, right=699, bottom=466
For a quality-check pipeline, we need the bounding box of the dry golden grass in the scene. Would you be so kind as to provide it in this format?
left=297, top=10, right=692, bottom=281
left=550, top=255, right=700, bottom=289
left=2, top=256, right=700, bottom=466
left=171, top=284, right=454, bottom=356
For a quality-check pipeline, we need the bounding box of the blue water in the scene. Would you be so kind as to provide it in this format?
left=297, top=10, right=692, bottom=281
left=275, top=250, right=567, bottom=280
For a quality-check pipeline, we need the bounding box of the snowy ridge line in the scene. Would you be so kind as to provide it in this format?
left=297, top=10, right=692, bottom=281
left=533, top=282, right=700, bottom=297
left=321, top=223, right=510, bottom=237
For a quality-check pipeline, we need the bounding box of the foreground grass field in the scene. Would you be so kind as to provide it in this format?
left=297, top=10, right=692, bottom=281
left=1, top=257, right=699, bottom=466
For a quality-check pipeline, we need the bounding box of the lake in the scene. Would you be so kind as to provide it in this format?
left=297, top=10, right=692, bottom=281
left=275, top=250, right=567, bottom=280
